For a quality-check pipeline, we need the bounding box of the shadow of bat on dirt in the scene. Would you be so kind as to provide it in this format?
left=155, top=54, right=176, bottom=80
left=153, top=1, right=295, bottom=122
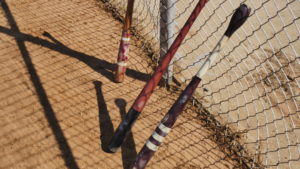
left=43, top=31, right=151, bottom=83
left=0, top=26, right=151, bottom=83
left=94, top=81, right=114, bottom=152
left=94, top=81, right=137, bottom=169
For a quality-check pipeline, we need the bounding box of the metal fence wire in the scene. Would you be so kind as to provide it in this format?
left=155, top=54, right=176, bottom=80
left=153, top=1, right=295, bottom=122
left=104, top=0, right=300, bottom=168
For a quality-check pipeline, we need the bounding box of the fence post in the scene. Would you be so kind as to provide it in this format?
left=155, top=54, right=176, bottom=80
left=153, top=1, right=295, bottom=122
left=160, top=0, right=176, bottom=85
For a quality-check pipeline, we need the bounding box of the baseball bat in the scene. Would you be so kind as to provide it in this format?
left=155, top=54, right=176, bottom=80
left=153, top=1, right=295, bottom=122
left=108, top=0, right=209, bottom=152
left=115, top=0, right=135, bottom=83
left=132, top=4, right=251, bottom=169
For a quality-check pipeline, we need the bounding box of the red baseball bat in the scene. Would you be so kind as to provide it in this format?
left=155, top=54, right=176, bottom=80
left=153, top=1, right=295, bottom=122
left=115, top=0, right=135, bottom=83
left=108, top=0, right=209, bottom=153
left=132, top=4, right=251, bottom=169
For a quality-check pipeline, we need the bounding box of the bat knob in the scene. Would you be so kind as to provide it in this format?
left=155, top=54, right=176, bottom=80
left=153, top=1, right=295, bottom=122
left=225, top=4, right=251, bottom=38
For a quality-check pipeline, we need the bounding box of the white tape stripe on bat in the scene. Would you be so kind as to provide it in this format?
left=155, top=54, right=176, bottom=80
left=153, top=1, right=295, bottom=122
left=158, top=123, right=171, bottom=134
left=196, top=52, right=219, bottom=78
left=196, top=36, right=228, bottom=78
left=152, top=131, right=165, bottom=143
left=122, top=37, right=130, bottom=41
left=117, top=62, right=127, bottom=66
left=146, top=140, right=158, bottom=151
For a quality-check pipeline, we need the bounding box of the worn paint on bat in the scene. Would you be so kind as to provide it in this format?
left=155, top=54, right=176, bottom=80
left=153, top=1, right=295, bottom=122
left=115, top=31, right=131, bottom=82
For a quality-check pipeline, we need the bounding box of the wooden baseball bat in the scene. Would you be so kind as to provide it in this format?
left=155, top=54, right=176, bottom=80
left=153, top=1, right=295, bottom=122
left=115, top=0, right=135, bottom=82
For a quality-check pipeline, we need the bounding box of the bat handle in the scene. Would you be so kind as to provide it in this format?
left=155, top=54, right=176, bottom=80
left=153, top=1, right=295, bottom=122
left=131, top=76, right=201, bottom=169
left=108, top=108, right=140, bottom=152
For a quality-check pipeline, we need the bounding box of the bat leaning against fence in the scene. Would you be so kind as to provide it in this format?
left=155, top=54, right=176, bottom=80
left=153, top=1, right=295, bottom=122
left=115, top=0, right=135, bottom=83
left=131, top=4, right=251, bottom=169
left=108, top=0, right=209, bottom=153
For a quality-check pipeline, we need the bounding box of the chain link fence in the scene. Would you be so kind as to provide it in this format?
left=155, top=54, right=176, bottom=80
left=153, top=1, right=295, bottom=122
left=104, top=0, right=300, bottom=168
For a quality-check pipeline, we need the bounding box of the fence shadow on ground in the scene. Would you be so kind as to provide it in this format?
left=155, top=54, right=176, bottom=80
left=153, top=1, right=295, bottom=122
left=0, top=1, right=79, bottom=169
left=0, top=27, right=152, bottom=84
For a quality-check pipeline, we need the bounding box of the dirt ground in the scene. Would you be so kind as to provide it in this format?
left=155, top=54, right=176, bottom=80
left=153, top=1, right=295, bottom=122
left=0, top=0, right=240, bottom=169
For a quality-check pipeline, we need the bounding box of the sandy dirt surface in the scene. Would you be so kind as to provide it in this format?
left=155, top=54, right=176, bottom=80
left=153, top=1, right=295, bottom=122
left=0, top=0, right=239, bottom=169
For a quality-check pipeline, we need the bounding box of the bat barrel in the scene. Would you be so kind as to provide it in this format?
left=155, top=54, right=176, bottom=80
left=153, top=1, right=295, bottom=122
left=115, top=0, right=135, bottom=83
left=115, top=30, right=131, bottom=82
left=224, top=4, right=251, bottom=38
left=131, top=76, right=201, bottom=169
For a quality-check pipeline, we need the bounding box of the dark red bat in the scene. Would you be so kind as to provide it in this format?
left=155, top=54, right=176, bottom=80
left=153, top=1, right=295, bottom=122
left=108, top=0, right=209, bottom=153
left=115, top=0, right=135, bottom=83
left=132, top=4, right=251, bottom=169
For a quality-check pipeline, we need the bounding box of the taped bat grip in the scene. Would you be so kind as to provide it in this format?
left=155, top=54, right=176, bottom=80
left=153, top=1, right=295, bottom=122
left=132, top=76, right=202, bottom=169
left=108, top=108, right=140, bottom=152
